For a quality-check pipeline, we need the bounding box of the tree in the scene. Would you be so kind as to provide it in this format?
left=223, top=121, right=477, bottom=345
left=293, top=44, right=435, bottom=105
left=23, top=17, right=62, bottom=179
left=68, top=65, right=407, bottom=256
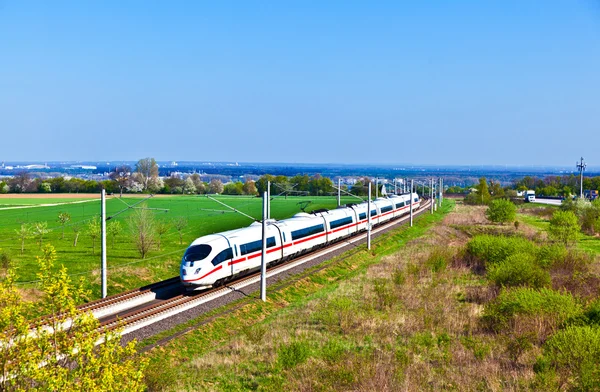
left=134, top=157, right=159, bottom=192
left=208, top=178, right=224, bottom=194
left=14, top=223, right=33, bottom=254
left=129, top=206, right=155, bottom=259
left=107, top=221, right=122, bottom=247
left=0, top=245, right=147, bottom=390
left=57, top=211, right=71, bottom=239
left=87, top=216, right=101, bottom=254
left=465, top=177, right=491, bottom=205
left=548, top=210, right=580, bottom=246
left=485, top=199, right=517, bottom=224
left=109, top=165, right=132, bottom=197
left=190, top=173, right=206, bottom=194
left=155, top=220, right=170, bottom=251
left=8, top=171, right=31, bottom=193
left=223, top=182, right=243, bottom=195
left=72, top=224, right=81, bottom=247
left=174, top=217, right=188, bottom=245
left=183, top=177, right=196, bottom=194
left=33, top=222, right=49, bottom=249
left=242, top=180, right=257, bottom=196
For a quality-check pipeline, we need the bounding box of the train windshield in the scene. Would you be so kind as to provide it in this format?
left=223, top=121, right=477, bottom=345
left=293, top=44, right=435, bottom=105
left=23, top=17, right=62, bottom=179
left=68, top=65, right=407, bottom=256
left=183, top=245, right=212, bottom=263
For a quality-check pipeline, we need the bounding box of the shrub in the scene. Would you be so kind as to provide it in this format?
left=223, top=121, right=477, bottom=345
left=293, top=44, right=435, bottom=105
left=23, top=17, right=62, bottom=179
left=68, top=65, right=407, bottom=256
left=278, top=340, right=311, bottom=368
left=548, top=210, right=580, bottom=246
left=537, top=325, right=600, bottom=391
left=536, top=243, right=568, bottom=269
left=482, top=287, right=582, bottom=336
left=487, top=253, right=551, bottom=289
left=0, top=250, right=10, bottom=269
left=485, top=199, right=517, bottom=224
left=466, top=235, right=537, bottom=266
left=425, top=247, right=450, bottom=273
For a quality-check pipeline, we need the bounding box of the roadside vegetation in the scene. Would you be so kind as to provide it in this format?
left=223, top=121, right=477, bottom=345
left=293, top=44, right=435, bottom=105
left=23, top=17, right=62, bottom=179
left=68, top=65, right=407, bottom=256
left=140, top=197, right=600, bottom=391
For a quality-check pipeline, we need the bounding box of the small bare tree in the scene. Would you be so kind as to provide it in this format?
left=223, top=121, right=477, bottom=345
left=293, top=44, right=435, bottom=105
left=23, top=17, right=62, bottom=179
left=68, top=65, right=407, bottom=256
left=129, top=206, right=155, bottom=259
left=33, top=222, right=49, bottom=249
left=72, top=224, right=81, bottom=247
left=155, top=221, right=170, bottom=251
left=87, top=217, right=101, bottom=254
left=109, top=165, right=132, bottom=198
left=173, top=217, right=188, bottom=245
left=14, top=223, right=33, bottom=254
left=107, top=221, right=122, bottom=248
left=57, top=212, right=71, bottom=239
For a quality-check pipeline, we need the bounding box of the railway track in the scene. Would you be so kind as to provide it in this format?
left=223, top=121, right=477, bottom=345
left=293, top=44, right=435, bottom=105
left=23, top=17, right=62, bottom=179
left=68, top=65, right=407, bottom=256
left=35, top=200, right=433, bottom=340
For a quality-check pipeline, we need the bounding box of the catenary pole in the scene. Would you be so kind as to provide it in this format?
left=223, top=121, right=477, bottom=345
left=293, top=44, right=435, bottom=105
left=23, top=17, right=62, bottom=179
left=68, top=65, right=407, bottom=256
left=101, top=189, right=107, bottom=298
left=367, top=183, right=372, bottom=250
left=394, top=179, right=397, bottom=195
left=261, top=191, right=267, bottom=301
left=410, top=180, right=413, bottom=227
left=267, top=180, right=271, bottom=219
left=337, top=178, right=341, bottom=207
left=375, top=178, right=378, bottom=199
left=430, top=178, right=434, bottom=214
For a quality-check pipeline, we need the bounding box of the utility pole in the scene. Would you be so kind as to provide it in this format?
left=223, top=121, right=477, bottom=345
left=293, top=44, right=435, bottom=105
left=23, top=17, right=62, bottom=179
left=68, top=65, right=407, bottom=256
left=394, top=178, right=397, bottom=195
left=430, top=178, right=434, bottom=214
left=261, top=191, right=267, bottom=301
left=410, top=180, right=413, bottom=227
left=337, top=178, right=341, bottom=207
left=101, top=189, right=107, bottom=298
left=375, top=178, right=378, bottom=199
left=367, top=182, right=372, bottom=250
left=577, top=157, right=586, bottom=199
left=438, top=178, right=442, bottom=208
left=267, top=180, right=271, bottom=219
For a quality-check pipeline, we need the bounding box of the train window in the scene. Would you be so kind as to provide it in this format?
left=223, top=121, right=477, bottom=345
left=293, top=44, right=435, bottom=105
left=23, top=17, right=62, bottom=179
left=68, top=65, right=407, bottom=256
left=282, top=232, right=286, bottom=242
left=414, top=198, right=419, bottom=202
left=211, top=247, right=233, bottom=266
left=183, top=245, right=212, bottom=263
left=240, top=237, right=276, bottom=255
left=330, top=216, right=353, bottom=230
left=359, top=212, right=366, bottom=220
left=291, top=224, right=325, bottom=240
left=380, top=206, right=393, bottom=213
left=395, top=202, right=405, bottom=208
left=371, top=210, right=377, bottom=217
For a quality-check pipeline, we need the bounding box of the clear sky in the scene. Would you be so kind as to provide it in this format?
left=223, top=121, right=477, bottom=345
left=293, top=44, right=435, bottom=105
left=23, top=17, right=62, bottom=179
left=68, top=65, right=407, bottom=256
left=1, top=1, right=599, bottom=166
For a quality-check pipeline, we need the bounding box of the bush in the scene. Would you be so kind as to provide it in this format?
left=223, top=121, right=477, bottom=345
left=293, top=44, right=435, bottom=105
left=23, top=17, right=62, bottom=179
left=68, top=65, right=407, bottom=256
left=485, top=199, right=517, bottom=224
left=278, top=340, right=311, bottom=368
left=482, top=287, right=582, bottom=335
left=0, top=250, right=10, bottom=269
left=487, top=253, right=551, bottom=289
left=536, top=244, right=568, bottom=269
left=466, top=235, right=537, bottom=266
left=425, top=247, right=450, bottom=273
left=548, top=210, right=580, bottom=246
left=537, top=325, right=600, bottom=391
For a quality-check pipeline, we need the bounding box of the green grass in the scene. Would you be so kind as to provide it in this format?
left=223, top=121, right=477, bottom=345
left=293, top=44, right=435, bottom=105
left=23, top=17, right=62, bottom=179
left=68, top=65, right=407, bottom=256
left=0, top=194, right=358, bottom=297
left=0, top=197, right=97, bottom=206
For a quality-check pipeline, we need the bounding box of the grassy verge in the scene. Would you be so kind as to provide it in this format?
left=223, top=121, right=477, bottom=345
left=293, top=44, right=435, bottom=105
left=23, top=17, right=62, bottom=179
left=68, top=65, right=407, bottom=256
left=143, top=201, right=455, bottom=390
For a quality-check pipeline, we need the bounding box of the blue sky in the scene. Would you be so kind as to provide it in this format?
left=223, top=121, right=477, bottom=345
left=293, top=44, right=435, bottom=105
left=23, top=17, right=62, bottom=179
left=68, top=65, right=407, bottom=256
left=1, top=1, right=599, bottom=166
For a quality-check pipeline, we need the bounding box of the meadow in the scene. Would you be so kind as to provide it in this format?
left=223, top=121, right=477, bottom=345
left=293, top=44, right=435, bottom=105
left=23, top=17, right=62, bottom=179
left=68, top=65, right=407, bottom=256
left=0, top=194, right=358, bottom=298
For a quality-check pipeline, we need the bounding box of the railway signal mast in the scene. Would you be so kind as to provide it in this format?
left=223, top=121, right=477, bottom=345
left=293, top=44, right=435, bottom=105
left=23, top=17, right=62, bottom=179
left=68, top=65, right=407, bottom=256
left=577, top=157, right=586, bottom=199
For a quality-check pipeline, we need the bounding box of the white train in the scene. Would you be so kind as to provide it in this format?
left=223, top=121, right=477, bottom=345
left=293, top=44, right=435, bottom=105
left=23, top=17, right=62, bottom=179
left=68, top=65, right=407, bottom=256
left=180, top=193, right=420, bottom=288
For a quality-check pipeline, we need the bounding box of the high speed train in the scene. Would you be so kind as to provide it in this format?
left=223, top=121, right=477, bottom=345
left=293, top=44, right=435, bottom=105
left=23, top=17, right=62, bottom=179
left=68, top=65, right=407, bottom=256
left=180, top=193, right=420, bottom=288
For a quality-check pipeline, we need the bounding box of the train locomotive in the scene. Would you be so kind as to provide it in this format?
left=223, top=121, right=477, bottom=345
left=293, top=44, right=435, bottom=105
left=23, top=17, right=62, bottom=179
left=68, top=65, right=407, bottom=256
left=180, top=193, right=420, bottom=288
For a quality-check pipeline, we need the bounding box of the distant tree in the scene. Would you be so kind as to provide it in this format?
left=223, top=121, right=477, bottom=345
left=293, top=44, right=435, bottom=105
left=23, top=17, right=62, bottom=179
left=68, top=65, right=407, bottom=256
left=87, top=217, right=101, bottom=254
left=548, top=210, right=580, bottom=246
left=109, top=165, right=132, bottom=197
left=8, top=171, right=31, bottom=193
left=290, top=174, right=310, bottom=193
left=255, top=174, right=275, bottom=194
left=163, top=176, right=184, bottom=193
left=208, top=179, right=224, bottom=194
left=190, top=173, right=206, bottom=194
left=183, top=177, right=196, bottom=194
left=14, top=223, right=33, bottom=254
left=242, top=180, right=257, bottom=196
left=223, top=182, right=243, bottom=195
left=0, top=181, right=8, bottom=194
left=38, top=182, right=52, bottom=193
left=107, top=221, right=122, bottom=248
left=309, top=175, right=333, bottom=196
left=154, top=220, right=170, bottom=251
left=485, top=199, right=516, bottom=224
left=134, top=158, right=159, bottom=192
left=33, top=222, right=49, bottom=249
left=129, top=206, right=155, bottom=259
left=489, top=180, right=505, bottom=198
left=57, top=212, right=71, bottom=239
left=465, top=177, right=491, bottom=205
left=174, top=217, right=188, bottom=245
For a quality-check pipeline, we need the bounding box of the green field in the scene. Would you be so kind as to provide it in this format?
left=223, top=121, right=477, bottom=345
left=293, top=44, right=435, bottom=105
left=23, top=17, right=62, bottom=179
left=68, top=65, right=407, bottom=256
left=0, top=195, right=359, bottom=298
left=0, top=198, right=98, bottom=208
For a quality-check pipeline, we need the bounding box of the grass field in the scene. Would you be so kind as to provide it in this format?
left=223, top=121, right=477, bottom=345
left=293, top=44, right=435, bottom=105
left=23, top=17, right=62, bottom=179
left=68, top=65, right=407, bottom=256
left=0, top=194, right=358, bottom=298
